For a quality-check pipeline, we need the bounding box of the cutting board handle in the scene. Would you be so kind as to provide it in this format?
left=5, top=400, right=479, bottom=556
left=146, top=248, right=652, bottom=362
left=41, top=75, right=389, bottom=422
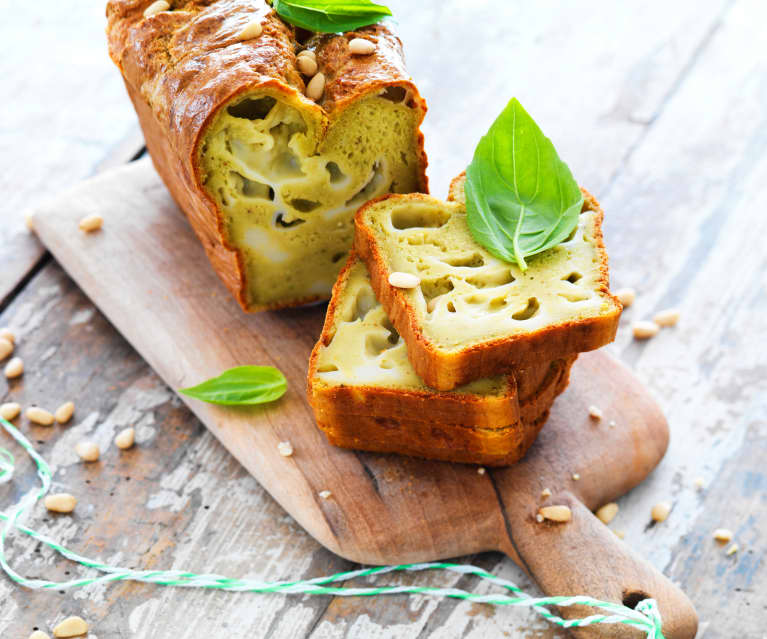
left=499, top=495, right=698, bottom=639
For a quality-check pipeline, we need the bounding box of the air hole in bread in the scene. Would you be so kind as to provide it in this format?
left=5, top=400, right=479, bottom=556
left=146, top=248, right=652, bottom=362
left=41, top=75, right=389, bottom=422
left=326, top=161, right=348, bottom=184
left=559, top=291, right=589, bottom=302
left=274, top=213, right=305, bottom=228
left=563, top=272, right=582, bottom=283
left=379, top=86, right=407, bottom=103
left=317, top=363, right=339, bottom=373
left=421, top=277, right=454, bottom=301
left=489, top=296, right=508, bottom=310
left=447, top=301, right=456, bottom=313
left=227, top=96, right=277, bottom=120
left=366, top=333, right=397, bottom=357
left=346, top=286, right=377, bottom=322
left=466, top=269, right=516, bottom=288
left=465, top=295, right=486, bottom=305
left=443, top=253, right=485, bottom=268
left=290, top=198, right=322, bottom=212
left=512, top=297, right=540, bottom=321
left=231, top=172, right=274, bottom=200
left=331, top=252, right=346, bottom=263
left=391, top=205, right=450, bottom=230
left=346, top=161, right=387, bottom=208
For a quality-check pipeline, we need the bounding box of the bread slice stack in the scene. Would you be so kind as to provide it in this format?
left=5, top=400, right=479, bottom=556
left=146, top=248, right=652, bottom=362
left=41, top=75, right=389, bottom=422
left=307, top=174, right=622, bottom=465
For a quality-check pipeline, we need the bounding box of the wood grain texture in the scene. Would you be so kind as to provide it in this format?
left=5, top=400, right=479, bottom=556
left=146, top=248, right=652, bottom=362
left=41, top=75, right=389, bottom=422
left=0, top=2, right=140, bottom=304
left=1, top=0, right=764, bottom=636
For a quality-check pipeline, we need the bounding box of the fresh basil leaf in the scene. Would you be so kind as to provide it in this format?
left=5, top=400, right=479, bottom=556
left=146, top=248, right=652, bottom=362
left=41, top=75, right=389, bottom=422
left=179, top=366, right=287, bottom=406
left=272, top=0, right=392, bottom=33
left=464, top=98, right=583, bottom=271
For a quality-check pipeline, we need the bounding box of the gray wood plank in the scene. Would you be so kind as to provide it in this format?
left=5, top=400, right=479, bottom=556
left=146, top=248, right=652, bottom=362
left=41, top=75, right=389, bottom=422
left=0, top=2, right=140, bottom=303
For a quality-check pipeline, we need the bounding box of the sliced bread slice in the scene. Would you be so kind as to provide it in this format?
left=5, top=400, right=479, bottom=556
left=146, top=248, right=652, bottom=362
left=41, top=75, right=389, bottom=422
left=354, top=178, right=621, bottom=390
left=307, top=254, right=575, bottom=465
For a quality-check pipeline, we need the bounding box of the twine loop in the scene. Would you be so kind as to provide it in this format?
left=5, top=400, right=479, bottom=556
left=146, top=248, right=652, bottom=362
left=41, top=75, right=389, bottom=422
left=0, top=417, right=664, bottom=637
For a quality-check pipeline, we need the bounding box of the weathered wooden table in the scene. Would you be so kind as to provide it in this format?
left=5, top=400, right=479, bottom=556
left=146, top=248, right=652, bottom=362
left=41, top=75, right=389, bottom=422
left=1, top=1, right=764, bottom=637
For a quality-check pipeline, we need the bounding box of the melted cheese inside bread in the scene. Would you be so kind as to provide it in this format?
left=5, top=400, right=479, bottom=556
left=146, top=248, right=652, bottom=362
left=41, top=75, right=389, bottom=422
left=200, top=89, right=423, bottom=309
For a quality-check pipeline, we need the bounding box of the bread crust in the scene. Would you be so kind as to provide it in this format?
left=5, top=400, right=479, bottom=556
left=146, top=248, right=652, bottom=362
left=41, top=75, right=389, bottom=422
left=354, top=183, right=622, bottom=390
left=106, top=0, right=428, bottom=311
left=315, top=356, right=573, bottom=466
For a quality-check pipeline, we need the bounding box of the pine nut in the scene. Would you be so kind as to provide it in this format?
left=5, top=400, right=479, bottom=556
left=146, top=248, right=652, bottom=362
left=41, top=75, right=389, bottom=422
left=388, top=272, right=419, bottom=289
left=651, top=501, right=671, bottom=522
left=596, top=502, right=619, bottom=525
left=0, top=328, right=14, bottom=344
left=299, top=49, right=316, bottom=61
left=44, top=493, right=77, bottom=514
left=713, top=528, right=733, bottom=543
left=55, top=401, right=75, bottom=424
left=693, top=476, right=705, bottom=491
left=540, top=488, right=552, bottom=498
left=27, top=406, right=55, bottom=426
left=349, top=37, right=376, bottom=55
left=477, top=467, right=485, bottom=475
left=319, top=490, right=332, bottom=499
left=0, top=402, right=21, bottom=421
left=79, top=214, right=103, bottom=233
left=653, top=308, right=680, bottom=327
left=305, top=72, right=326, bottom=101
left=614, top=287, right=636, bottom=307
left=75, top=441, right=100, bottom=463
left=30, top=631, right=50, bottom=639
left=143, top=0, right=169, bottom=18
left=539, top=505, right=572, bottom=523
left=588, top=405, right=603, bottom=420
left=632, top=320, right=659, bottom=339
left=572, top=473, right=580, bottom=481
left=608, top=419, right=617, bottom=428
left=236, top=19, right=263, bottom=40
left=297, top=54, right=318, bottom=76
left=0, top=337, right=13, bottom=360
left=4, top=356, right=23, bottom=378
left=535, top=513, right=544, bottom=523
left=277, top=440, right=293, bottom=457
left=52, top=615, right=88, bottom=638
left=115, top=427, right=135, bottom=449
left=726, top=543, right=739, bottom=556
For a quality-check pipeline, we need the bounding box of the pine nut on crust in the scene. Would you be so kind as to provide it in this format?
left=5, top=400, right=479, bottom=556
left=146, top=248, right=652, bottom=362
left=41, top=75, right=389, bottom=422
left=4, top=356, right=23, bottom=378
left=297, top=54, right=318, bottom=76
left=143, top=0, right=169, bottom=18
left=632, top=320, right=659, bottom=339
left=388, top=272, right=420, bottom=289
left=277, top=441, right=293, bottom=457
left=29, top=631, right=50, bottom=639
left=236, top=19, right=263, bottom=41
left=44, top=493, right=77, bottom=513
left=539, top=505, right=572, bottom=523
left=55, top=401, right=75, bottom=424
left=349, top=38, right=376, bottom=55
left=27, top=406, right=55, bottom=426
left=0, top=337, right=13, bottom=360
left=306, top=72, right=326, bottom=101
left=0, top=328, right=14, bottom=344
left=52, top=615, right=88, bottom=637
left=713, top=528, right=733, bottom=543
left=0, top=402, right=21, bottom=421
left=588, top=405, right=603, bottom=420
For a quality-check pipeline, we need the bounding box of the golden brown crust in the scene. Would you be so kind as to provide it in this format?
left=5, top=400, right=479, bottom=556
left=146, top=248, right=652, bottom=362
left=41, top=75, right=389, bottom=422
left=354, top=184, right=622, bottom=390
left=315, top=356, right=573, bottom=466
left=106, top=0, right=428, bottom=311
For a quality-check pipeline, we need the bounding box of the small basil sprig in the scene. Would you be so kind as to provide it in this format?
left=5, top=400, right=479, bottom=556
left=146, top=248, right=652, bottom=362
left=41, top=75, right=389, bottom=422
left=464, top=98, right=583, bottom=271
left=272, top=0, right=391, bottom=33
left=179, top=366, right=287, bottom=406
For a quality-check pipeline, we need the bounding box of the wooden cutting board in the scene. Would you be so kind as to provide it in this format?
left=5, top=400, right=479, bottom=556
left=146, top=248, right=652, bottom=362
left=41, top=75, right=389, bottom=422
left=30, top=158, right=697, bottom=638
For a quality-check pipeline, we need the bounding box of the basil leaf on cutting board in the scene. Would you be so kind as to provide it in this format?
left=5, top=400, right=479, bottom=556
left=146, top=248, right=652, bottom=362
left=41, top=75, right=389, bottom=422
left=464, top=98, right=583, bottom=271
left=272, top=0, right=392, bottom=33
left=179, top=366, right=287, bottom=406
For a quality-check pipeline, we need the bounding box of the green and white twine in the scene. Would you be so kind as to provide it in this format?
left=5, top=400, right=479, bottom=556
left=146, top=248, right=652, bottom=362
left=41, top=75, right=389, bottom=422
left=0, top=417, right=665, bottom=637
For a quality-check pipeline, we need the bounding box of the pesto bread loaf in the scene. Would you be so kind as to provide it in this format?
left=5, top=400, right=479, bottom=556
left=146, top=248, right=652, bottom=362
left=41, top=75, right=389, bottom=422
left=354, top=179, right=621, bottom=390
left=307, top=254, right=575, bottom=465
left=106, top=0, right=427, bottom=311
